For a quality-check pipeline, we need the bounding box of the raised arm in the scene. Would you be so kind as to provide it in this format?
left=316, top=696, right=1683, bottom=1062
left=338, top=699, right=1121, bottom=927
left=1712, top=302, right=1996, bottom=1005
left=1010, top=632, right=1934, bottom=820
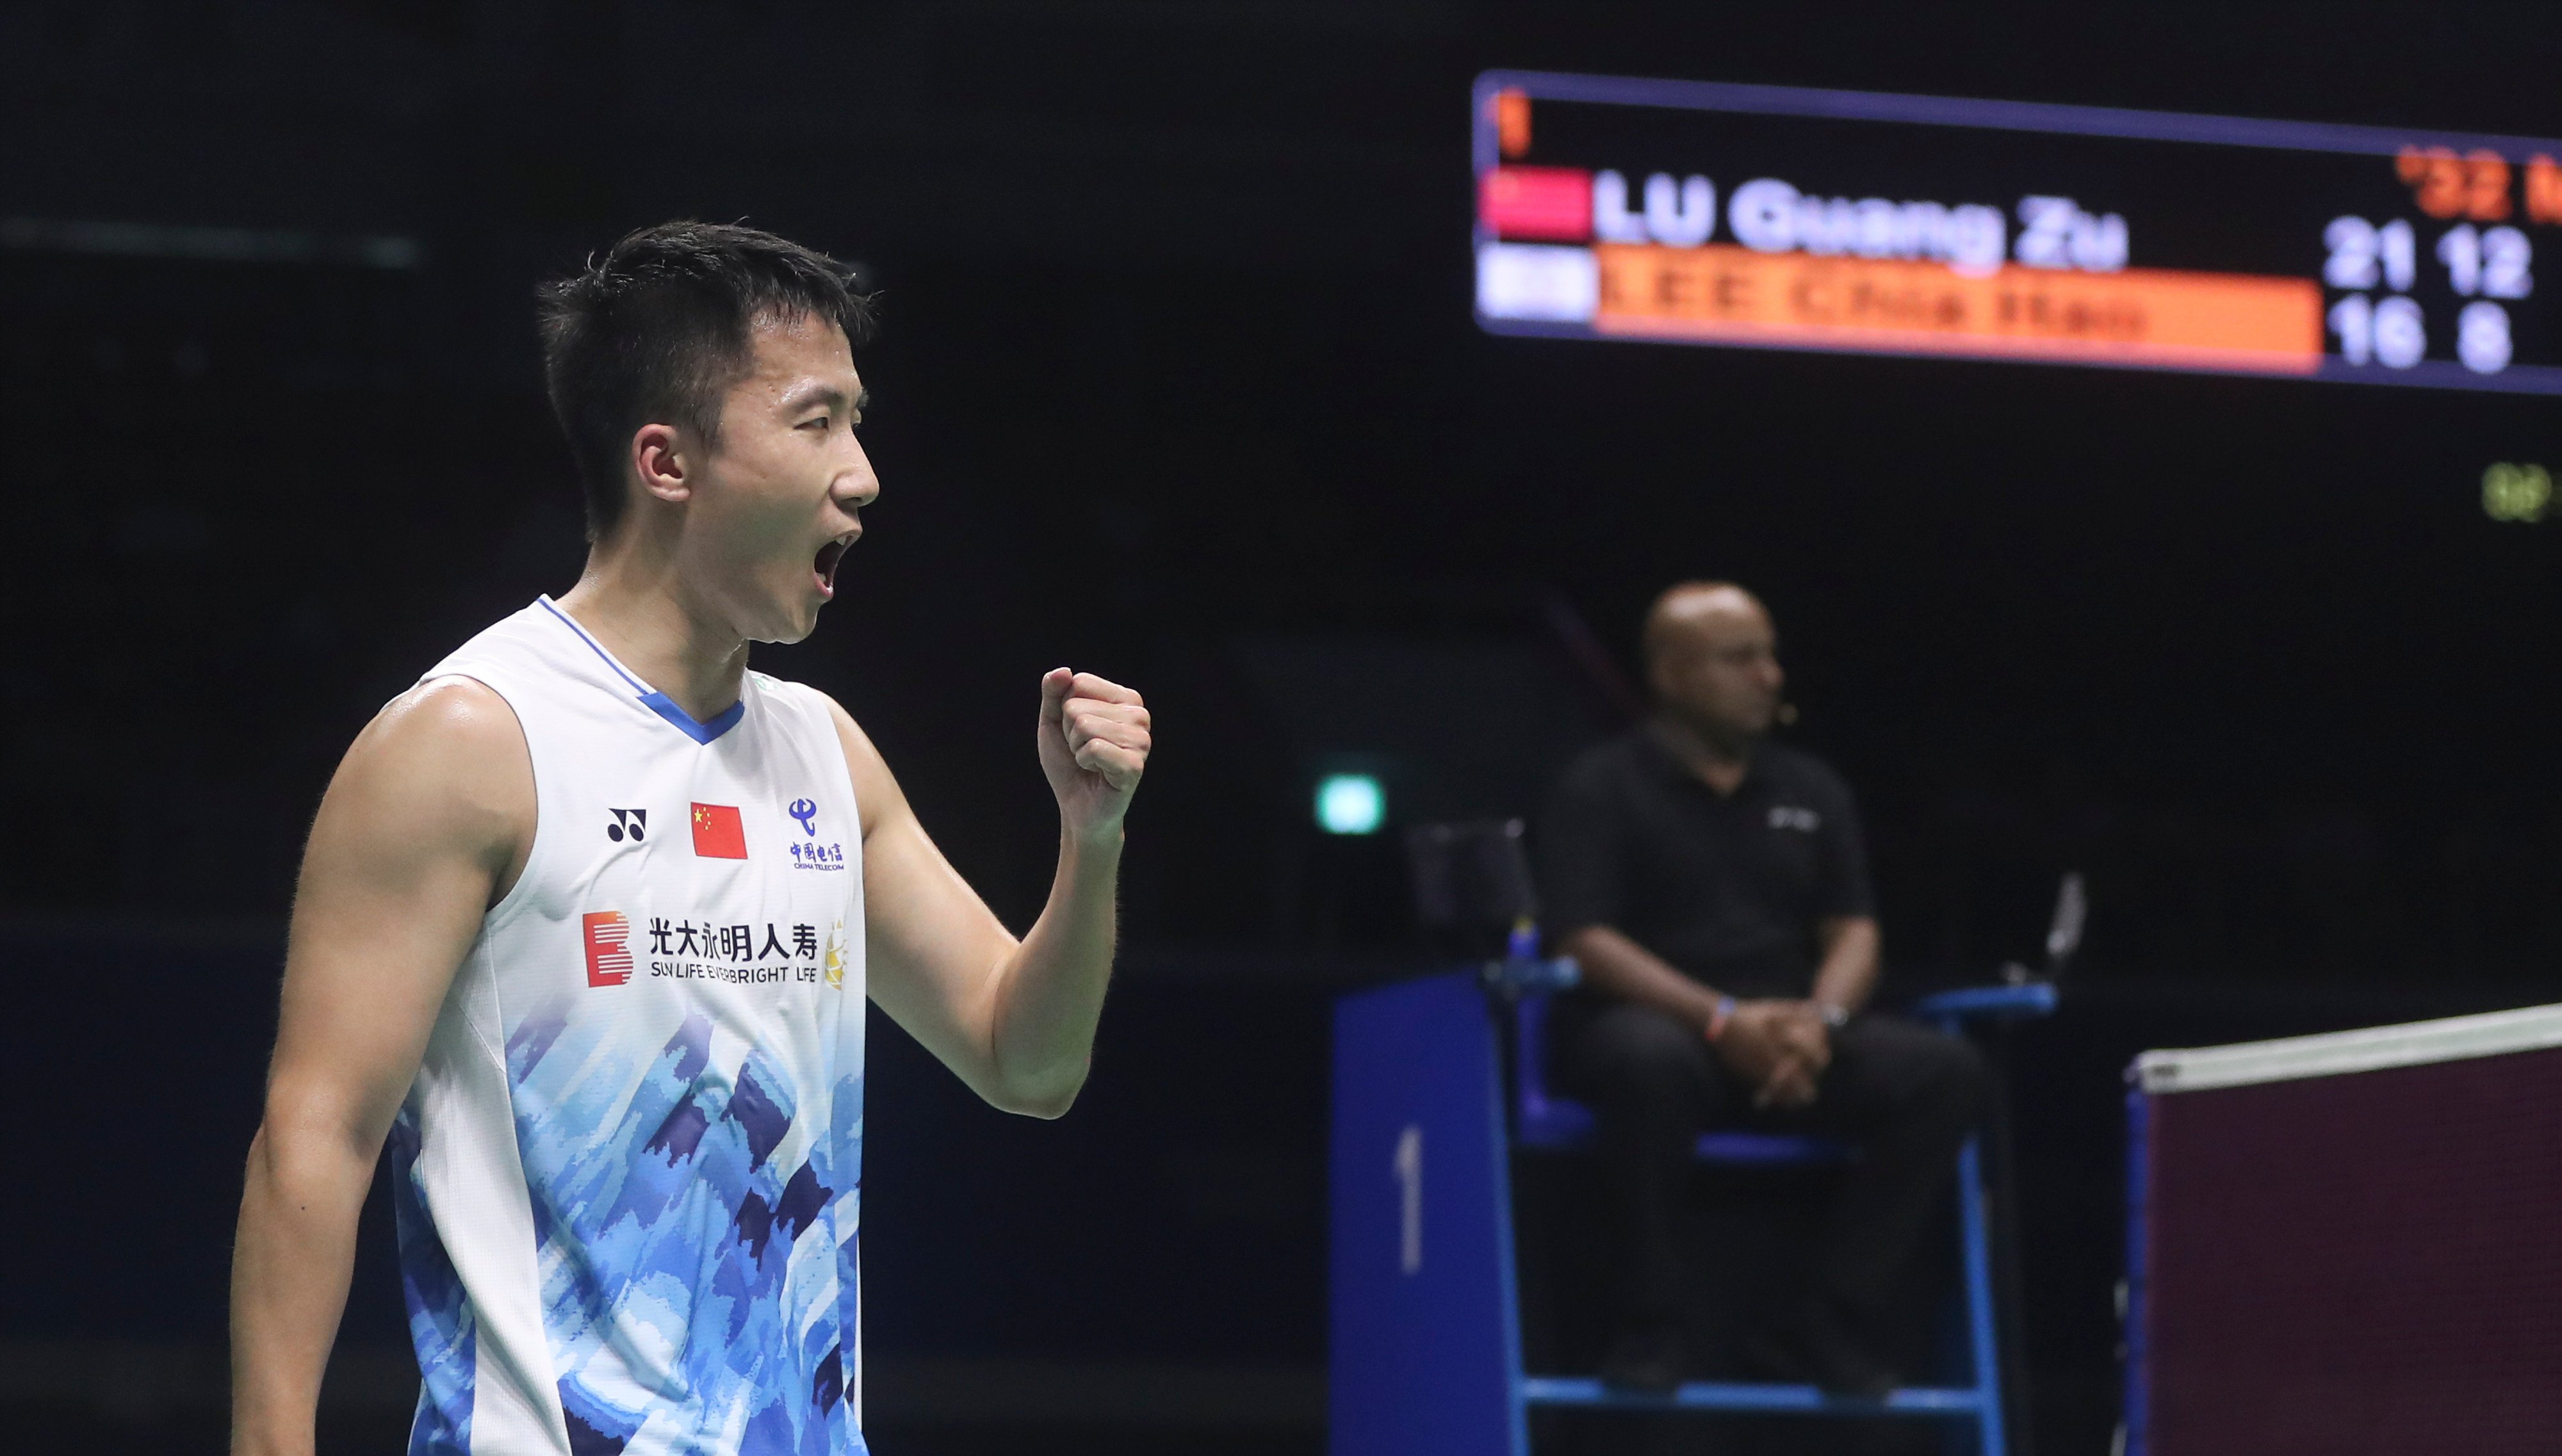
left=231, top=680, right=532, bottom=1456
left=838, top=668, right=1149, bottom=1119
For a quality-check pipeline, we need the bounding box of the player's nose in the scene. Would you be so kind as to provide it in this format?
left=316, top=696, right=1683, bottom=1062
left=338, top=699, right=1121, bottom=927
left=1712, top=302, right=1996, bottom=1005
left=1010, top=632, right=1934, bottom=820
left=834, top=448, right=881, bottom=512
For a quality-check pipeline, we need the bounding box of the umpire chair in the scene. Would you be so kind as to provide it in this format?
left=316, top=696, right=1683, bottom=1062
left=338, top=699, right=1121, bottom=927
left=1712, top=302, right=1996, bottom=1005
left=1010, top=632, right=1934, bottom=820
left=1326, top=820, right=2059, bottom=1456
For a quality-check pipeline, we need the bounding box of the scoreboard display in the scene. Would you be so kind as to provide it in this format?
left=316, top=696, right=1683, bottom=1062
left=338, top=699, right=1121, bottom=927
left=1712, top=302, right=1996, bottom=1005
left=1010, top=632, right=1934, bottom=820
left=1473, top=71, right=2562, bottom=394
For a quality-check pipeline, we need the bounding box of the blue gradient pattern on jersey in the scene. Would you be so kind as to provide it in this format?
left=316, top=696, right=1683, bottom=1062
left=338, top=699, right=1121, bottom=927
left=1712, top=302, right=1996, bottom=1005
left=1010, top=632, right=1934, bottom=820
left=505, top=1001, right=865, bottom=1455
left=391, top=1106, right=478, bottom=1455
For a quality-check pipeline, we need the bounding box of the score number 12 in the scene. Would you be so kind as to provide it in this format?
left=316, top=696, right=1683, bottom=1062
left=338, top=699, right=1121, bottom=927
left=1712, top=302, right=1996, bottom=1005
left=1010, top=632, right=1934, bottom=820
left=2324, top=215, right=2531, bottom=374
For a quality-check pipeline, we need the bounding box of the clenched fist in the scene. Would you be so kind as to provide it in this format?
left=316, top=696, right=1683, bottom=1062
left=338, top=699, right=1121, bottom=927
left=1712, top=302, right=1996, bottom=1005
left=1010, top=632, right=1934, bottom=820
left=1037, top=668, right=1151, bottom=842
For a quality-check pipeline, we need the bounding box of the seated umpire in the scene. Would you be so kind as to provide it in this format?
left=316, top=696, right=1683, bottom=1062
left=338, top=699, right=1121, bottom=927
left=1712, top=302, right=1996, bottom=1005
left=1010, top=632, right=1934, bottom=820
left=1540, top=581, right=1984, bottom=1398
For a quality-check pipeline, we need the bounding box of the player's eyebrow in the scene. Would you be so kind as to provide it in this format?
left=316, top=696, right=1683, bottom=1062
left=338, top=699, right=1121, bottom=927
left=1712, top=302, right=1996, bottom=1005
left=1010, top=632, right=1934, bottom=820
left=779, top=381, right=849, bottom=414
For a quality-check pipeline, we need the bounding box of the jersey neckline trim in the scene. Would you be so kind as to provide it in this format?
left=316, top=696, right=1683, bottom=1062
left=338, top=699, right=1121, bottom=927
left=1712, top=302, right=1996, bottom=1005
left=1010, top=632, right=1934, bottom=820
left=535, top=595, right=748, bottom=745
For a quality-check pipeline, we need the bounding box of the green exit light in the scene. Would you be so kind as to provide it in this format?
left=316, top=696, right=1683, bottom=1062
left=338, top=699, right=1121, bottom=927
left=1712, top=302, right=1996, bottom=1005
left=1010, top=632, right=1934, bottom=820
left=2485, top=462, right=2552, bottom=522
left=1316, top=774, right=1385, bottom=835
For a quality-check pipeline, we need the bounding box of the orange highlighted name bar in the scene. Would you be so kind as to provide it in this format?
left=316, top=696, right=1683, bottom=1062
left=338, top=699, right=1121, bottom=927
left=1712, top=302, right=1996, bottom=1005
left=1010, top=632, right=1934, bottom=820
left=1594, top=244, right=2322, bottom=375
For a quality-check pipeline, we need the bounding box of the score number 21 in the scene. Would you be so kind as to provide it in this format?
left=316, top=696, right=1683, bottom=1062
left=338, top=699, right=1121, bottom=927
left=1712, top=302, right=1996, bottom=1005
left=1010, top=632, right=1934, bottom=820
left=2323, top=216, right=2531, bottom=374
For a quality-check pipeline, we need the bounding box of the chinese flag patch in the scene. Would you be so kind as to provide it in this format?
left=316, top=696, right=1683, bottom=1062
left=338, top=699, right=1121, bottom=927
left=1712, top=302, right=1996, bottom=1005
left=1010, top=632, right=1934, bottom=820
left=690, top=802, right=749, bottom=859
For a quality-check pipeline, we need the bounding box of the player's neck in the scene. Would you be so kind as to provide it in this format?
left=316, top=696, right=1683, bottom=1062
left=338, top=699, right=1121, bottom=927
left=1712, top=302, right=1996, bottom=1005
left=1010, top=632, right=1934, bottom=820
left=556, top=537, right=753, bottom=723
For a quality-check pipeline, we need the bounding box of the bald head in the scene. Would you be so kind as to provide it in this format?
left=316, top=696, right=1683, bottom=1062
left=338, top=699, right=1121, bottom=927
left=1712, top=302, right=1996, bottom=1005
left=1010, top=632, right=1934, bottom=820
left=1644, top=581, right=1784, bottom=748
left=1644, top=583, right=1770, bottom=664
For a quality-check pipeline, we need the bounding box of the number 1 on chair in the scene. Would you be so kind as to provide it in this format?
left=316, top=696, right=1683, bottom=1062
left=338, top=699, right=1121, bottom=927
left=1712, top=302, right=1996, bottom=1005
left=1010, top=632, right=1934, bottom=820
left=1394, top=1124, right=1423, bottom=1274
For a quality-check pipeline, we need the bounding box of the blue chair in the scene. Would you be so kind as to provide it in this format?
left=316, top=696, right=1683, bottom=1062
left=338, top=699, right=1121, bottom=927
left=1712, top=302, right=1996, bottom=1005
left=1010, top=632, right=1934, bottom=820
left=1327, top=964, right=2056, bottom=1456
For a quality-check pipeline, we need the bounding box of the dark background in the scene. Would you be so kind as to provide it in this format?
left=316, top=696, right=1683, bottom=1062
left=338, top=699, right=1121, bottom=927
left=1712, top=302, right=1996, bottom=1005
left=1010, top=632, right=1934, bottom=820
left=6, top=3, right=2561, bottom=1453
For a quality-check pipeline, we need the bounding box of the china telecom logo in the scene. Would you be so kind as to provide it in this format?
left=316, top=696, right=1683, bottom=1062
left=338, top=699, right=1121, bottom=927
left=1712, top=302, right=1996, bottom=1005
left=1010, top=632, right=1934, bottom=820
left=786, top=793, right=847, bottom=871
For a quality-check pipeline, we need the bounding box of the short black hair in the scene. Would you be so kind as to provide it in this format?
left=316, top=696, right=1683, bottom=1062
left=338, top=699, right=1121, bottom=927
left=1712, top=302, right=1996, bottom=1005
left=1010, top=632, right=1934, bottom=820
left=537, top=220, right=875, bottom=541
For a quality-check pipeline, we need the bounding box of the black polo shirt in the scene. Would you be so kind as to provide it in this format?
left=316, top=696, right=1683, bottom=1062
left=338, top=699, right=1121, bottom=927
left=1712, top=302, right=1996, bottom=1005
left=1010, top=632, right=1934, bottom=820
left=1539, top=727, right=1874, bottom=999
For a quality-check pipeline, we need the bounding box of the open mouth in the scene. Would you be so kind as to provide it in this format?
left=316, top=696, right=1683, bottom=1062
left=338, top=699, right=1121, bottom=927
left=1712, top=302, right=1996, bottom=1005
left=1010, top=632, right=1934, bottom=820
left=813, top=535, right=854, bottom=597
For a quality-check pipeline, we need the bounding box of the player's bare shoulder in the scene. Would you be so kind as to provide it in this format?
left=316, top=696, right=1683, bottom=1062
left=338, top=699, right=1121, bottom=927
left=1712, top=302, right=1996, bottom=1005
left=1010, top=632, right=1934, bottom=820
left=316, top=675, right=537, bottom=895
left=812, top=690, right=906, bottom=841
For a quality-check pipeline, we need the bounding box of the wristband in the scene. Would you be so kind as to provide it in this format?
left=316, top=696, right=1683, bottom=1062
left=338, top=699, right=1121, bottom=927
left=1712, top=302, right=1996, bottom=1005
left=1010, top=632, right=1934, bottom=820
left=1816, top=1001, right=1850, bottom=1030
left=1705, top=994, right=1737, bottom=1043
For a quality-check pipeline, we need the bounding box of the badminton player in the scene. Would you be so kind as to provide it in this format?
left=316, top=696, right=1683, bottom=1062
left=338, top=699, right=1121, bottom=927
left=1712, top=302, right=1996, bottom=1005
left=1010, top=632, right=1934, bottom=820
left=230, top=221, right=1150, bottom=1455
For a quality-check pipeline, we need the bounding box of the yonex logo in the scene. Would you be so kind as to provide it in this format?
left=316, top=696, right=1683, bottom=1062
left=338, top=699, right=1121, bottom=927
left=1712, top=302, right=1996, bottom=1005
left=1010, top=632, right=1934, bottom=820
left=583, top=910, right=633, bottom=987
left=607, top=807, right=647, bottom=843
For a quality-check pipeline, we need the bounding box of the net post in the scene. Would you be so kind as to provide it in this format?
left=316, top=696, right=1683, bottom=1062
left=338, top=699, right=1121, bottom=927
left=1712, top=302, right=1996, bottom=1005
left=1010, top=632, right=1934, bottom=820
left=2121, top=1081, right=2153, bottom=1456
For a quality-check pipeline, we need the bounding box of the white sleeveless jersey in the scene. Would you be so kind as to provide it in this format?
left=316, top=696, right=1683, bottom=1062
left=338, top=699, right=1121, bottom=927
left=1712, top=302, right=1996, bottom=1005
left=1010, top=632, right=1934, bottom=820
left=391, top=597, right=869, bottom=1456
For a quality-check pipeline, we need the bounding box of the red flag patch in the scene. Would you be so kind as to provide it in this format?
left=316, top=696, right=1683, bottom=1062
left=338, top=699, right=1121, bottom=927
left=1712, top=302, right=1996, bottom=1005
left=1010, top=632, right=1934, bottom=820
left=1478, top=166, right=1592, bottom=241
left=690, top=802, right=749, bottom=859
left=582, top=910, right=633, bottom=987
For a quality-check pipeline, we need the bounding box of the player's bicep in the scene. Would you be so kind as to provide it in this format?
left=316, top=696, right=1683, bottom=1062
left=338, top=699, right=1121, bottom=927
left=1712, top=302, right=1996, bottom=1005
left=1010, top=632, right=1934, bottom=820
left=859, top=810, right=1018, bottom=1080
left=265, top=681, right=531, bottom=1155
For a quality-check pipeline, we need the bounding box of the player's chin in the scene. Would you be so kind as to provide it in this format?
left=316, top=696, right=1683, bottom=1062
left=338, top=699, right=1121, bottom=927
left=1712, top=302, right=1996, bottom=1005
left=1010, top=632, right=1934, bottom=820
left=747, top=588, right=828, bottom=645
left=778, top=601, right=827, bottom=643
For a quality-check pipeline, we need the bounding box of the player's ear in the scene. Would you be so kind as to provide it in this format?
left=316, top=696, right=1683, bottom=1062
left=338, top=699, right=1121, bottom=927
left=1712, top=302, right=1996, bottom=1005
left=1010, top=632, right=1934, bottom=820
left=631, top=421, right=693, bottom=506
